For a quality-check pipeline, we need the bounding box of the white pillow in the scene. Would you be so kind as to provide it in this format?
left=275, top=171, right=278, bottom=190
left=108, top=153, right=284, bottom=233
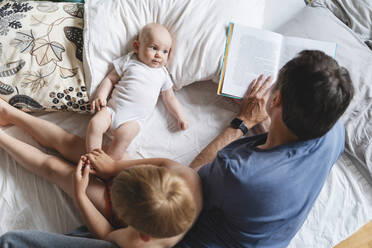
left=83, top=0, right=265, bottom=97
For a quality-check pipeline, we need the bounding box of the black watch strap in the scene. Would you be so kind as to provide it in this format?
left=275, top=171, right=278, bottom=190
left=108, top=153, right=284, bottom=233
left=230, top=117, right=248, bottom=135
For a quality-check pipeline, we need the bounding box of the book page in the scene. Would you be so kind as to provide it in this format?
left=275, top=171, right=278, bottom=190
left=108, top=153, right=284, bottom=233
left=279, top=36, right=337, bottom=69
left=222, top=25, right=282, bottom=98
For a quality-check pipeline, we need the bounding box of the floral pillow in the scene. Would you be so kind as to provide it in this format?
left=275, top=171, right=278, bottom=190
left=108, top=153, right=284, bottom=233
left=0, top=0, right=90, bottom=112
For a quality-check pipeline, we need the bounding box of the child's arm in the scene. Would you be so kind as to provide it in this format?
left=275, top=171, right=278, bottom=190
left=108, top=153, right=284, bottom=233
left=74, top=158, right=145, bottom=247
left=74, top=158, right=114, bottom=239
left=84, top=149, right=180, bottom=180
left=161, top=88, right=189, bottom=130
left=91, top=68, right=120, bottom=112
left=105, top=228, right=139, bottom=247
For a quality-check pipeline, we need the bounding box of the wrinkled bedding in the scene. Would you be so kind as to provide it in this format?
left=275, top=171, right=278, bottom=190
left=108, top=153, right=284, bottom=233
left=0, top=80, right=370, bottom=247
left=0, top=2, right=372, bottom=248
left=0, top=81, right=237, bottom=234
left=278, top=6, right=372, bottom=246
left=311, top=0, right=372, bottom=49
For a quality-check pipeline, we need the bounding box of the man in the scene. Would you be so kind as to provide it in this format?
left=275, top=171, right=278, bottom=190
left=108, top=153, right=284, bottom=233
left=176, top=50, right=354, bottom=247
left=0, top=50, right=354, bottom=247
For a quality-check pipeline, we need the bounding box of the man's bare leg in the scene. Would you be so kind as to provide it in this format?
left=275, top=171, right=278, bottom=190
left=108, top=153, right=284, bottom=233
left=0, top=99, right=85, bottom=163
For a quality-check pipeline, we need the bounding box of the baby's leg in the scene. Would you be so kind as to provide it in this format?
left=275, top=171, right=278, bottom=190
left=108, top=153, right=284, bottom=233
left=106, top=120, right=140, bottom=160
left=0, top=130, right=106, bottom=216
left=0, top=99, right=85, bottom=163
left=86, top=108, right=112, bottom=153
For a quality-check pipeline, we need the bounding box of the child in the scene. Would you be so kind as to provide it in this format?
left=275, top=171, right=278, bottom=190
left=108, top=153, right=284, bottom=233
left=0, top=99, right=202, bottom=248
left=86, top=23, right=189, bottom=160
left=76, top=151, right=200, bottom=247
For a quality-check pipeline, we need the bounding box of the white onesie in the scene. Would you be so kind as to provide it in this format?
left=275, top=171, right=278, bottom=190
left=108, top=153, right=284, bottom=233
left=106, top=52, right=173, bottom=130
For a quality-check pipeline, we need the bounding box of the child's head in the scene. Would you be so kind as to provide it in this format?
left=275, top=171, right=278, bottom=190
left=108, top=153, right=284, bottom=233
left=111, top=165, right=196, bottom=238
left=133, top=23, right=172, bottom=68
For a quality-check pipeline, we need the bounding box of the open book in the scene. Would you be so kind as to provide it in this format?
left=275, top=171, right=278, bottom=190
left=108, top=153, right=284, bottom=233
left=218, top=23, right=337, bottom=99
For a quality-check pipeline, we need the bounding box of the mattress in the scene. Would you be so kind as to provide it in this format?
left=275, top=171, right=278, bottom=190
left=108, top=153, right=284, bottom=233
left=1, top=80, right=370, bottom=247
left=1, top=1, right=371, bottom=247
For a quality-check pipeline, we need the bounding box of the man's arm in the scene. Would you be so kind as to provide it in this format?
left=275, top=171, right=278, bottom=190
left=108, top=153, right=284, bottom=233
left=189, top=75, right=272, bottom=171
left=189, top=127, right=245, bottom=171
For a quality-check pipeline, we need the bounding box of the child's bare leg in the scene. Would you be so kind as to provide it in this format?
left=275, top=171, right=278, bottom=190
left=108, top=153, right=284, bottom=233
left=86, top=108, right=112, bottom=153
left=106, top=121, right=140, bottom=160
left=0, top=130, right=107, bottom=216
left=0, top=99, right=85, bottom=163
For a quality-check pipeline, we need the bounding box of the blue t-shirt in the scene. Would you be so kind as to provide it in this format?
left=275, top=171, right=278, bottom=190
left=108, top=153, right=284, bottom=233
left=177, top=121, right=344, bottom=248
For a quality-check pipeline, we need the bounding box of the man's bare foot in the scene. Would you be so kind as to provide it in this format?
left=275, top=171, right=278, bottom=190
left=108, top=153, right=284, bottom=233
left=0, top=98, right=14, bottom=127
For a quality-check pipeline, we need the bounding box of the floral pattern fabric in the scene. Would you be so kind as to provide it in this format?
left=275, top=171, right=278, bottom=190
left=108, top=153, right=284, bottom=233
left=0, top=0, right=89, bottom=113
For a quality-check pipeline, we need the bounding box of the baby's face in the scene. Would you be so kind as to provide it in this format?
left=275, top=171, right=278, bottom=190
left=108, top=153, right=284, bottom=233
left=136, top=27, right=172, bottom=68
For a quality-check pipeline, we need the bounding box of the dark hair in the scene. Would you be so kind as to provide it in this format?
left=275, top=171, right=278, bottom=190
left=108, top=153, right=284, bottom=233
left=274, top=50, right=354, bottom=140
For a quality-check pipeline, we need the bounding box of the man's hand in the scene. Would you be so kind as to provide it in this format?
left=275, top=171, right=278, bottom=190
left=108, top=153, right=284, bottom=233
left=91, top=96, right=107, bottom=112
left=85, top=149, right=116, bottom=180
left=237, top=74, right=272, bottom=128
left=74, top=157, right=90, bottom=198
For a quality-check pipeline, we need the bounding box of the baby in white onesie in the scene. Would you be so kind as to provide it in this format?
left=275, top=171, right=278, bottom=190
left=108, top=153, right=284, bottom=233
left=86, top=23, right=189, bottom=160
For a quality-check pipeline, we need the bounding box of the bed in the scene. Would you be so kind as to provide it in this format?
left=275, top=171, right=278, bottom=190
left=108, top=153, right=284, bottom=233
left=0, top=0, right=372, bottom=247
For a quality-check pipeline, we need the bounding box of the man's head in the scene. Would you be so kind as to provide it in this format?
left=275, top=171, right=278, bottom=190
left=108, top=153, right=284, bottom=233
left=269, top=50, right=354, bottom=140
left=133, top=23, right=172, bottom=68
left=111, top=165, right=196, bottom=239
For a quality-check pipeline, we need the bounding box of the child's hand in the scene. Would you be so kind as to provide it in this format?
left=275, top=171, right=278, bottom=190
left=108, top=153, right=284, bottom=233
left=91, top=96, right=107, bottom=112
left=85, top=149, right=115, bottom=180
left=178, top=118, right=189, bottom=130
left=74, top=157, right=90, bottom=198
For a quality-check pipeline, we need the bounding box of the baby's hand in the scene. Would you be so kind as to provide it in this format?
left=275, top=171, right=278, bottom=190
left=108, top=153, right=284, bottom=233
left=91, top=96, right=107, bottom=112
left=178, top=118, right=189, bottom=131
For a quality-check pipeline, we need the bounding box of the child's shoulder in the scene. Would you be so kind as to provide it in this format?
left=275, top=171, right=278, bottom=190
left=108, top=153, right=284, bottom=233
left=112, top=52, right=139, bottom=74
left=116, top=51, right=135, bottom=64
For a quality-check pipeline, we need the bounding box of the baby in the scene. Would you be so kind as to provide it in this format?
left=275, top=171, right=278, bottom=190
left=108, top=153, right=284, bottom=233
left=86, top=23, right=189, bottom=160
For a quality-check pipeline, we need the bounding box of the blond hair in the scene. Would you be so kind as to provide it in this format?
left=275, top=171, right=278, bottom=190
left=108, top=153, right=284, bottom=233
left=111, top=165, right=196, bottom=238
left=138, top=23, right=172, bottom=43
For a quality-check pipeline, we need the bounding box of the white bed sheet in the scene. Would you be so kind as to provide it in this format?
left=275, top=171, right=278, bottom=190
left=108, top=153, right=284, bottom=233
left=0, top=81, right=371, bottom=247
left=0, top=81, right=237, bottom=235
left=0, top=1, right=371, bottom=248
left=263, top=0, right=306, bottom=31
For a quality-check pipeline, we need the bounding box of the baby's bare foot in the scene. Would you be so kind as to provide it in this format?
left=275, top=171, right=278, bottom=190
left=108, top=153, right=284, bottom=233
left=0, top=98, right=13, bottom=126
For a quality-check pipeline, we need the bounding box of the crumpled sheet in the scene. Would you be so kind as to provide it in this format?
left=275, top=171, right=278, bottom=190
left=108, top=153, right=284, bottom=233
left=289, top=153, right=372, bottom=247
left=311, top=0, right=372, bottom=49
left=276, top=5, right=372, bottom=245
left=0, top=81, right=371, bottom=247
left=0, top=81, right=237, bottom=235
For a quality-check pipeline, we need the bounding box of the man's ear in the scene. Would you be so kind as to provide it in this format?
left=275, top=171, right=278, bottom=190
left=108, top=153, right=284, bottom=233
left=271, top=90, right=282, bottom=107
left=139, top=232, right=151, bottom=242
left=133, top=40, right=139, bottom=53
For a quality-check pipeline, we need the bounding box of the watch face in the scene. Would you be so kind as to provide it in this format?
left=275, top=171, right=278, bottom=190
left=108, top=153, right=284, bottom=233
left=231, top=118, right=243, bottom=128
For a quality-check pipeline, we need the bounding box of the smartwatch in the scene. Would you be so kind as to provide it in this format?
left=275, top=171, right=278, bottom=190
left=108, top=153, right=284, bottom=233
left=230, top=117, right=248, bottom=135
